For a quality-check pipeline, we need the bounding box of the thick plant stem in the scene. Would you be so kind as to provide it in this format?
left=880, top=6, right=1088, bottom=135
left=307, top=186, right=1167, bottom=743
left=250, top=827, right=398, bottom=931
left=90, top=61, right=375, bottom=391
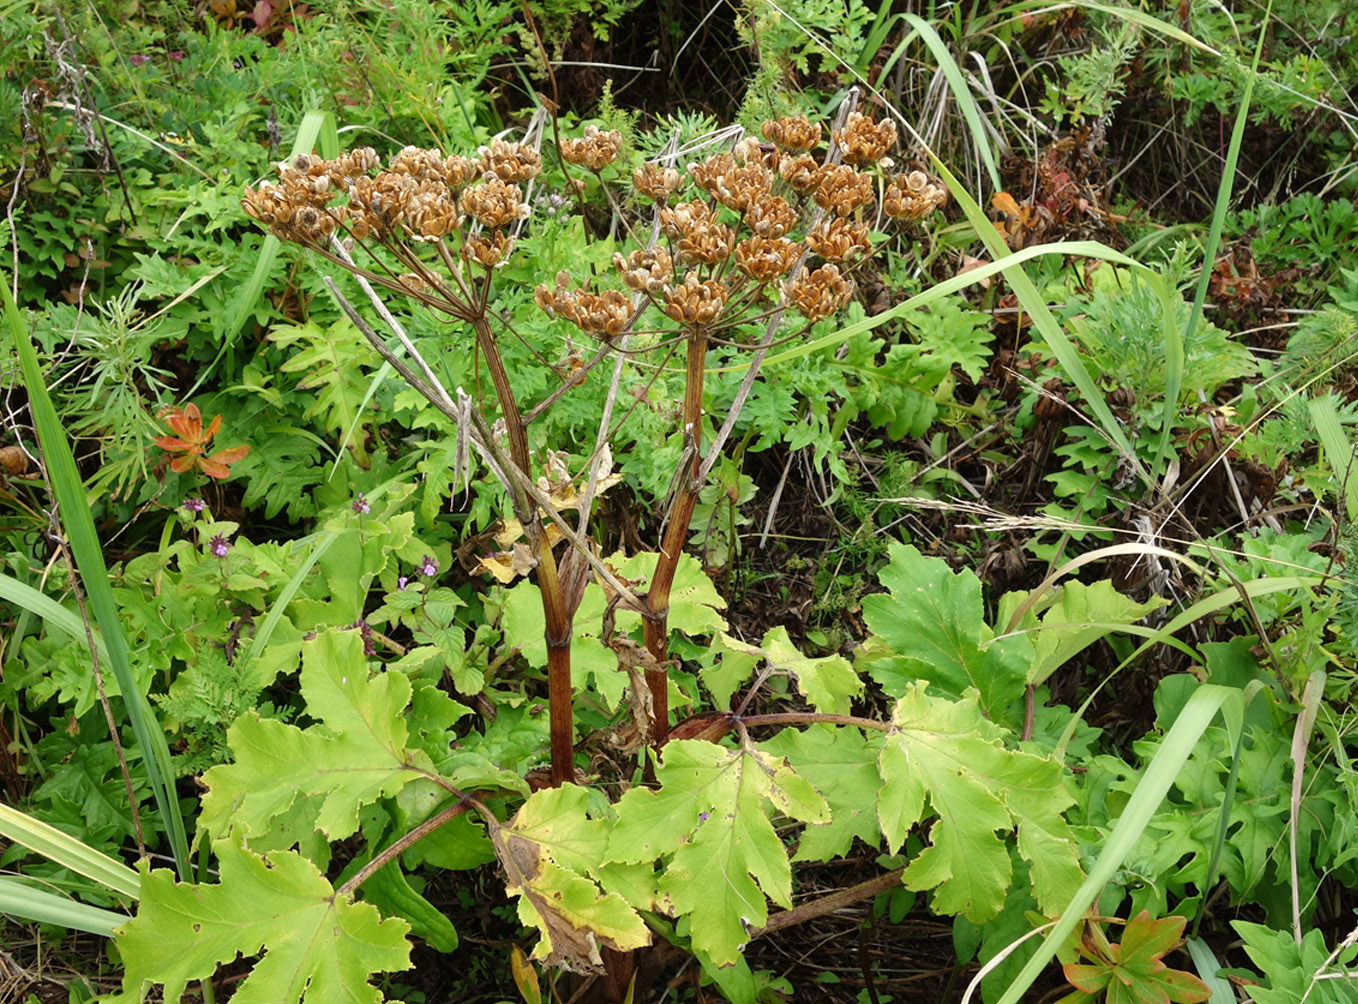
left=643, top=328, right=708, bottom=748
left=471, top=315, right=576, bottom=785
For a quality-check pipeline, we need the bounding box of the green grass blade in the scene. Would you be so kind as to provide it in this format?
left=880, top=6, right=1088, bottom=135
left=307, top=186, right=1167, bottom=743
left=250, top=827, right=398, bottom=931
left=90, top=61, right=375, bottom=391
left=1309, top=396, right=1358, bottom=520
left=1184, top=936, right=1237, bottom=1004
left=995, top=684, right=1236, bottom=1004
left=900, top=13, right=1002, bottom=193
left=0, top=877, right=130, bottom=937
left=0, top=804, right=141, bottom=900
left=1183, top=2, right=1271, bottom=357
left=0, top=573, right=110, bottom=665
left=2, top=277, right=192, bottom=881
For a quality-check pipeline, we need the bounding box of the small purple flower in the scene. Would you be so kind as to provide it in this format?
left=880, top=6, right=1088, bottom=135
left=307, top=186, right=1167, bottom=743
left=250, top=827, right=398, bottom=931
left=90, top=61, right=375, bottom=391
left=209, top=534, right=231, bottom=558
left=183, top=497, right=205, bottom=512
left=417, top=555, right=438, bottom=577
left=129, top=53, right=150, bottom=66
left=350, top=619, right=376, bottom=657
left=168, top=50, right=185, bottom=61
left=397, top=576, right=409, bottom=591
left=698, top=812, right=710, bottom=823
left=351, top=492, right=370, bottom=515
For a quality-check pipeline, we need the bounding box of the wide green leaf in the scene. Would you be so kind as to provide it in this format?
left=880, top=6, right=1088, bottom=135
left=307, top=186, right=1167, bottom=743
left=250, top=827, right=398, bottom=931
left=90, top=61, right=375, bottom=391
left=200, top=630, right=428, bottom=842
left=108, top=839, right=410, bottom=1004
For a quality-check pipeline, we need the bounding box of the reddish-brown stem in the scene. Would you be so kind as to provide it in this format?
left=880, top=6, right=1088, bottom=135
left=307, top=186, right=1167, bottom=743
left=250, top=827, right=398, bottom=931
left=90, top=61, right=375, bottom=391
left=643, top=327, right=708, bottom=749
left=753, top=867, right=906, bottom=937
left=470, top=314, right=576, bottom=786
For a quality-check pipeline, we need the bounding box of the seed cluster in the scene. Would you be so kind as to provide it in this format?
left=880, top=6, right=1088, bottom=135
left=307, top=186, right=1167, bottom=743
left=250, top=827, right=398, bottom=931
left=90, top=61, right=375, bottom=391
left=243, top=112, right=948, bottom=343
left=883, top=170, right=949, bottom=221
left=560, top=125, right=624, bottom=172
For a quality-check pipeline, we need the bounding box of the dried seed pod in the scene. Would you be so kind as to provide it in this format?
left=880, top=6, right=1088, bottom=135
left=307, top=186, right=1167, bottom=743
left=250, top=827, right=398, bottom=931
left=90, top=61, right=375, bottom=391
left=734, top=236, right=801, bottom=283
left=761, top=115, right=821, bottom=151
left=662, top=272, right=728, bottom=326
left=883, top=169, right=949, bottom=221
left=613, top=246, right=674, bottom=294
left=812, top=164, right=874, bottom=217
left=463, top=231, right=515, bottom=268
left=405, top=179, right=457, bottom=239
left=833, top=112, right=897, bottom=165
left=805, top=217, right=871, bottom=261
left=784, top=263, right=854, bottom=321
left=477, top=139, right=541, bottom=183
left=778, top=154, right=819, bottom=196
left=633, top=163, right=683, bottom=202
left=744, top=194, right=797, bottom=239
left=535, top=282, right=636, bottom=338
left=388, top=145, right=448, bottom=182
left=560, top=124, right=624, bottom=171
left=460, top=175, right=529, bottom=229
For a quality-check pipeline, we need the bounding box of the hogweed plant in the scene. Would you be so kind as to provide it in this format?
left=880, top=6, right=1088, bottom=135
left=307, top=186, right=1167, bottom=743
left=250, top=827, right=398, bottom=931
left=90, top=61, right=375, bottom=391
left=111, top=93, right=971, bottom=1002
left=240, top=97, right=944, bottom=786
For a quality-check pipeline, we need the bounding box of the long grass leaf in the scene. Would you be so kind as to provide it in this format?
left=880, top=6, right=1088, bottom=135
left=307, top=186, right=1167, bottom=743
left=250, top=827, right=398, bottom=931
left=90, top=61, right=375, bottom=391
left=0, top=878, right=130, bottom=937
left=0, top=573, right=109, bottom=665
left=0, top=804, right=141, bottom=900
left=995, top=684, right=1235, bottom=1004
left=3, top=277, right=191, bottom=880
left=900, top=13, right=1001, bottom=193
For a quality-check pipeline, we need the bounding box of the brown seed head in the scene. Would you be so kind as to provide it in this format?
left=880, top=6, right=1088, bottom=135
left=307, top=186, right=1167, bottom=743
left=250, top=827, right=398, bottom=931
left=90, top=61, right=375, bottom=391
left=744, top=194, right=798, bottom=239
left=632, top=163, right=683, bottom=202
left=690, top=153, right=771, bottom=212
left=348, top=171, right=415, bottom=240
left=812, top=163, right=874, bottom=217
left=389, top=145, right=449, bottom=182
left=784, top=263, right=854, bottom=321
left=761, top=116, right=822, bottom=151
left=833, top=112, right=897, bottom=165
left=535, top=280, right=635, bottom=338
left=883, top=170, right=949, bottom=221
left=477, top=139, right=541, bottom=183
left=460, top=175, right=529, bottom=229
left=778, top=154, right=820, bottom=196
left=442, top=155, right=479, bottom=188
left=463, top=231, right=515, bottom=268
left=561, top=125, right=624, bottom=171
left=613, top=246, right=674, bottom=295
left=662, top=272, right=728, bottom=326
left=806, top=217, right=872, bottom=261
left=404, top=179, right=457, bottom=239
left=734, top=236, right=802, bottom=283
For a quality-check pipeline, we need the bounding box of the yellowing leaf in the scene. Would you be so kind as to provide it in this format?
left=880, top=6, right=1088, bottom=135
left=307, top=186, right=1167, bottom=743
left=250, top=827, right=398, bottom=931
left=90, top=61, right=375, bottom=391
left=606, top=740, right=829, bottom=965
left=490, top=784, right=649, bottom=973
left=107, top=840, right=410, bottom=1004
left=879, top=683, right=1081, bottom=923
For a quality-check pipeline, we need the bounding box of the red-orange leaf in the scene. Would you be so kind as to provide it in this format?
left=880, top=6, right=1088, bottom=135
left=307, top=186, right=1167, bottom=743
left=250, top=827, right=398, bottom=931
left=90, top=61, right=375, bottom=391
left=154, top=403, right=250, bottom=480
left=1059, top=912, right=1210, bottom=1004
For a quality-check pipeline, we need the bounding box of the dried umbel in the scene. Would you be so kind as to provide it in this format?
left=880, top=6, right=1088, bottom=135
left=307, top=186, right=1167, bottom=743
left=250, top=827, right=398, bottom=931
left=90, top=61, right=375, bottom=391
left=734, top=236, right=801, bottom=284
left=743, top=194, right=798, bottom=239
left=464, top=231, right=515, bottom=268
left=662, top=273, right=728, bottom=326
left=389, top=145, right=451, bottom=183
left=778, top=154, right=820, bottom=196
left=883, top=170, right=949, bottom=221
left=477, top=139, right=541, bottom=183
left=613, top=246, right=674, bottom=295
left=833, top=112, right=897, bottom=165
left=660, top=199, right=734, bottom=266
left=405, top=179, right=458, bottom=239
left=784, top=264, right=854, bottom=321
left=812, top=164, right=874, bottom=217
left=460, top=175, right=529, bottom=229
left=689, top=152, right=771, bottom=212
left=805, top=217, right=871, bottom=261
left=761, top=115, right=821, bottom=151
left=348, top=171, right=417, bottom=240
left=632, top=163, right=683, bottom=202
left=535, top=274, right=635, bottom=338
left=561, top=125, right=624, bottom=172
